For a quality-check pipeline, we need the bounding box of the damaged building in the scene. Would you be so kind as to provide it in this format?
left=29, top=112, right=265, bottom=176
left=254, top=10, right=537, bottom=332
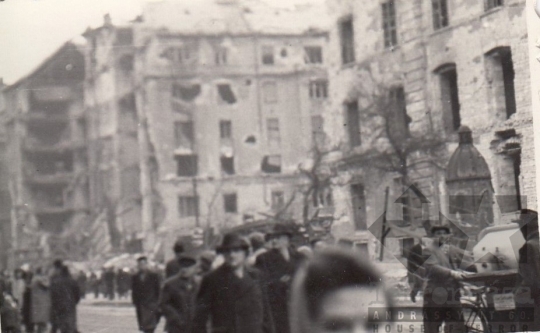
left=323, top=0, right=536, bottom=260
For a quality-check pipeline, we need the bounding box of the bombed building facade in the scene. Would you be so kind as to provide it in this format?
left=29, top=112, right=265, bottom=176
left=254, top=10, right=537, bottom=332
left=323, top=0, right=536, bottom=259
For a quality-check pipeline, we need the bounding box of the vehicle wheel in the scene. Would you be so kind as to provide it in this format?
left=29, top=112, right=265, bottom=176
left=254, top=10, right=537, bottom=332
left=461, top=303, right=488, bottom=333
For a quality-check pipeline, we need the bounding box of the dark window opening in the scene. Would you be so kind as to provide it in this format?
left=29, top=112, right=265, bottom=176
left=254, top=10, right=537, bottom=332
left=175, top=154, right=198, bottom=177
left=223, top=193, right=238, bottom=213
left=172, top=84, right=201, bottom=102
left=304, top=46, right=323, bottom=64
left=382, top=1, right=398, bottom=48
left=437, top=65, right=461, bottom=132
left=119, top=54, right=134, bottom=72
left=281, top=48, right=288, bottom=57
left=221, top=156, right=235, bottom=175
left=271, top=191, right=285, bottom=210
left=36, top=213, right=69, bottom=233
left=513, top=150, right=522, bottom=210
left=245, top=135, right=257, bottom=144
left=309, top=81, right=328, bottom=99
left=339, top=18, right=355, bottom=64
left=485, top=0, right=503, bottom=11
left=267, top=118, right=280, bottom=147
left=178, top=196, right=199, bottom=217
left=486, top=47, right=516, bottom=119
left=389, top=86, right=410, bottom=139
left=30, top=153, right=73, bottom=175
left=220, top=120, right=232, bottom=139
left=261, top=155, right=281, bottom=173
left=262, top=46, right=274, bottom=65
left=432, top=0, right=449, bottom=30
left=215, top=47, right=228, bottom=65
left=174, top=121, right=194, bottom=149
left=500, top=49, right=516, bottom=119
left=346, top=101, right=361, bottom=147
left=115, top=29, right=133, bottom=45
left=217, top=84, right=237, bottom=104
left=351, top=184, right=367, bottom=230
left=311, top=115, right=324, bottom=146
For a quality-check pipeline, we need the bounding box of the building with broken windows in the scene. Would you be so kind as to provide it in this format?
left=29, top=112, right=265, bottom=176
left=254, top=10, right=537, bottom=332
left=323, top=0, right=535, bottom=260
left=84, top=0, right=330, bottom=256
left=2, top=42, right=90, bottom=265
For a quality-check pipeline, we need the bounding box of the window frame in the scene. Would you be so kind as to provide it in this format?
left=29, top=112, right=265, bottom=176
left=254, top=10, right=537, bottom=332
left=266, top=118, right=281, bottom=147
left=309, top=80, right=329, bottom=99
left=304, top=46, right=323, bottom=64
left=381, top=1, right=398, bottom=48
left=262, top=45, right=275, bottom=65
left=339, top=17, right=355, bottom=65
left=178, top=195, right=199, bottom=217
left=485, top=0, right=503, bottom=11
left=432, top=0, right=449, bottom=30
left=219, top=120, right=232, bottom=140
left=223, top=193, right=238, bottom=213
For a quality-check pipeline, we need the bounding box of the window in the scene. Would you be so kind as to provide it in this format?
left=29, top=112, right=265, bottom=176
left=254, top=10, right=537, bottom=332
left=172, top=83, right=201, bottom=102
left=309, top=81, right=328, bottom=99
left=304, top=46, right=323, bottom=64
left=389, top=87, right=410, bottom=139
left=437, top=64, right=460, bottom=133
left=311, top=115, right=324, bottom=146
left=178, top=196, right=199, bottom=217
left=215, top=47, right=228, bottom=65
left=220, top=120, right=232, bottom=139
left=271, top=191, right=285, bottom=210
left=119, top=54, right=134, bottom=72
left=223, top=193, right=238, bottom=213
left=220, top=156, right=235, bottom=175
left=174, top=121, right=194, bottom=149
left=261, top=155, right=281, bottom=173
left=485, top=47, right=516, bottom=119
left=432, top=0, right=449, bottom=30
left=339, top=18, right=355, bottom=64
left=266, top=118, right=280, bottom=147
left=161, top=44, right=197, bottom=64
left=485, top=0, right=503, bottom=11
left=263, top=82, right=278, bottom=103
left=175, top=154, right=198, bottom=177
left=262, top=46, right=274, bottom=65
left=382, top=1, right=398, bottom=48
left=346, top=101, right=361, bottom=147
left=351, top=184, right=367, bottom=230
left=217, top=84, right=237, bottom=104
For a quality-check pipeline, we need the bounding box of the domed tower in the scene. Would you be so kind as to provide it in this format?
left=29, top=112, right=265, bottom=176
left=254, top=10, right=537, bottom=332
left=446, top=126, right=494, bottom=236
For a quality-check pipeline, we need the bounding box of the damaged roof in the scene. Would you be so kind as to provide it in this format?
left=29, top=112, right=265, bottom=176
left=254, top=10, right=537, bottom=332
left=141, top=0, right=330, bottom=36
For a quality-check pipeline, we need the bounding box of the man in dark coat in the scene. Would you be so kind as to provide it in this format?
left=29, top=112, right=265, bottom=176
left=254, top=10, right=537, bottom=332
left=165, top=241, right=185, bottom=278
left=50, top=261, right=80, bottom=333
left=159, top=255, right=199, bottom=333
left=514, top=209, right=540, bottom=331
left=407, top=239, right=425, bottom=303
left=103, top=267, right=116, bottom=300
left=422, top=226, right=468, bottom=333
left=193, top=233, right=274, bottom=333
left=255, top=224, right=303, bottom=333
left=131, top=256, right=161, bottom=333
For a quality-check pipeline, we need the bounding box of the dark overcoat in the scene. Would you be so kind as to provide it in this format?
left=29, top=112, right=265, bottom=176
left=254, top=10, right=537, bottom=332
left=515, top=229, right=540, bottom=331
left=50, top=274, right=80, bottom=333
left=131, top=271, right=161, bottom=332
left=165, top=258, right=182, bottom=279
left=192, top=264, right=275, bottom=333
left=159, top=275, right=198, bottom=333
left=255, top=248, right=302, bottom=333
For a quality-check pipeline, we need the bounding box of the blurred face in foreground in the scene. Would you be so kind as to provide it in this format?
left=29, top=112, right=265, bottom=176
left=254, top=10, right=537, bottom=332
left=223, top=248, right=247, bottom=269
left=313, top=286, right=390, bottom=333
left=137, top=259, right=148, bottom=272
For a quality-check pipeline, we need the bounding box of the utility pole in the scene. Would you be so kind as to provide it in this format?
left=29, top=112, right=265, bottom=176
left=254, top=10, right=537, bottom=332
left=379, top=187, right=390, bottom=261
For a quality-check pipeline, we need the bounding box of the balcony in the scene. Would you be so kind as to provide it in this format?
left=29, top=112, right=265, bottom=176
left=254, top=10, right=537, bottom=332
left=23, top=138, right=85, bottom=153
left=24, top=170, right=74, bottom=185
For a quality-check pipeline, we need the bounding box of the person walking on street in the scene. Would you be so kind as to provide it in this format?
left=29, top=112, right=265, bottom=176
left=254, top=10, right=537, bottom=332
left=30, top=267, right=51, bottom=333
left=165, top=241, right=185, bottom=278
left=21, top=268, right=34, bottom=333
left=50, top=261, right=81, bottom=333
left=406, top=238, right=425, bottom=303
left=103, top=267, right=116, bottom=300
left=131, top=256, right=161, bottom=333
left=12, top=268, right=25, bottom=311
left=255, top=223, right=303, bottom=333
left=89, top=271, right=99, bottom=299
left=159, top=255, right=199, bottom=333
left=76, top=271, right=87, bottom=300
left=193, top=233, right=275, bottom=333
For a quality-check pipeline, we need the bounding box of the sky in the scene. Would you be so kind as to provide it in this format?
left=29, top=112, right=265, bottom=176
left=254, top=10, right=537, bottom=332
left=0, top=0, right=325, bottom=85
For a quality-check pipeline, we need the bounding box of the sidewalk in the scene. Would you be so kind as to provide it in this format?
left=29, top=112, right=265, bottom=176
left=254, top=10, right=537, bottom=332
left=81, top=296, right=133, bottom=307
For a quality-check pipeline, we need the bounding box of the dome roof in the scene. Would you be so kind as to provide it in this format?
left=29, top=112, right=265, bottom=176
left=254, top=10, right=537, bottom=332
left=446, top=126, right=491, bottom=183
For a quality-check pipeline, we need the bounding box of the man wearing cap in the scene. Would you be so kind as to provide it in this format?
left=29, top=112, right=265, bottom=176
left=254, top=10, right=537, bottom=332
left=159, top=255, right=199, bottom=333
left=422, top=225, right=468, bottom=333
left=193, top=232, right=274, bottom=333
left=165, top=241, right=186, bottom=279
left=255, top=223, right=303, bottom=333
left=514, top=209, right=540, bottom=331
left=131, top=256, right=161, bottom=333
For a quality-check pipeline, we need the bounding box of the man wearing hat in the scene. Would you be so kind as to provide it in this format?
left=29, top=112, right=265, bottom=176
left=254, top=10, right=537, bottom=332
left=422, top=224, right=469, bottom=333
left=159, top=255, right=199, bottom=333
left=131, top=256, right=161, bottom=333
left=165, top=240, right=186, bottom=278
left=514, top=209, right=540, bottom=331
left=255, top=223, right=303, bottom=333
left=193, top=233, right=274, bottom=333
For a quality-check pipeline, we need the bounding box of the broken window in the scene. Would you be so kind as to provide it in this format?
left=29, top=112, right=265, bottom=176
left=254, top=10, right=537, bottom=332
left=263, top=82, right=278, bottom=103
left=311, top=115, right=324, bottom=146
left=175, top=154, right=198, bottom=177
left=382, top=1, right=398, bottom=48
left=266, top=118, right=280, bottom=148
left=388, top=86, right=410, bottom=139
left=262, top=155, right=281, bottom=173
left=485, top=0, right=503, bottom=11
left=178, top=196, right=199, bottom=217
left=215, top=46, right=228, bottom=65
left=217, top=84, right=237, bottom=104
left=172, top=83, right=201, bottom=102
left=304, top=46, right=323, bottom=64
left=339, top=17, right=355, bottom=65
left=223, top=193, right=238, bottom=213
left=485, top=47, right=516, bottom=119
left=437, top=64, right=460, bottom=133
left=346, top=100, right=361, bottom=147
left=262, top=46, right=274, bottom=65
left=351, top=183, right=367, bottom=230
left=220, top=120, right=232, bottom=139
left=221, top=156, right=235, bottom=175
left=309, top=80, right=328, bottom=99
left=271, top=191, right=285, bottom=210
left=432, top=0, right=449, bottom=30
left=174, top=121, right=194, bottom=149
